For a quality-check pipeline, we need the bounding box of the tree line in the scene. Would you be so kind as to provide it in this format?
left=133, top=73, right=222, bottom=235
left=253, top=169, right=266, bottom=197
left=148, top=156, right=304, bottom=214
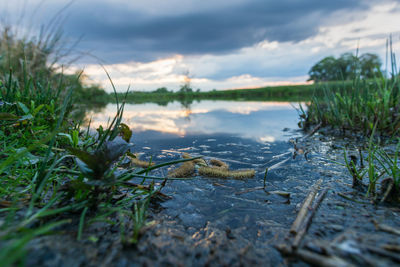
left=308, top=52, right=382, bottom=82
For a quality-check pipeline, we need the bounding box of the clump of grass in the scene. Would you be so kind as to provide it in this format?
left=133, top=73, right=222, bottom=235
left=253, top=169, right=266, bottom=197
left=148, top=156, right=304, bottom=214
left=0, top=40, right=178, bottom=266
left=0, top=23, right=110, bottom=113
left=0, top=68, right=80, bottom=266
left=0, top=17, right=202, bottom=266
left=0, top=26, right=57, bottom=81
left=300, top=40, right=400, bottom=203
left=0, top=67, right=184, bottom=265
left=301, top=77, right=400, bottom=136
left=343, top=138, right=400, bottom=203
left=300, top=40, right=399, bottom=137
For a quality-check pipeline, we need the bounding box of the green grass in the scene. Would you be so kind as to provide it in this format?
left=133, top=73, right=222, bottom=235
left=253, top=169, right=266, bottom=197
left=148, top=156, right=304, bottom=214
left=300, top=77, right=400, bottom=136
left=108, top=80, right=363, bottom=106
left=300, top=40, right=400, bottom=137
left=0, top=25, right=200, bottom=266
left=0, top=26, right=110, bottom=112
left=341, top=135, right=400, bottom=202
left=0, top=67, right=202, bottom=265
left=302, top=41, right=400, bottom=202
left=115, top=83, right=320, bottom=105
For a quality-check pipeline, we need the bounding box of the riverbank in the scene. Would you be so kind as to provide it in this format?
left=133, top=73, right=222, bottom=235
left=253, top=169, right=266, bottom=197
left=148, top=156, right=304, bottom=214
left=0, top=70, right=189, bottom=265
left=112, top=81, right=358, bottom=105
left=119, top=84, right=316, bottom=104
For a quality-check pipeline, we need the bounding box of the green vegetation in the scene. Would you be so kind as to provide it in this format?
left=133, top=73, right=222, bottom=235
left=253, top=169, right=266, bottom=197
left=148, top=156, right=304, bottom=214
left=0, top=27, right=110, bottom=110
left=0, top=26, right=201, bottom=266
left=301, top=41, right=400, bottom=203
left=300, top=40, right=399, bottom=137
left=0, top=70, right=197, bottom=265
left=60, top=72, right=110, bottom=108
left=299, top=76, right=400, bottom=136
left=308, top=52, right=382, bottom=82
left=117, top=83, right=318, bottom=106
left=343, top=140, right=400, bottom=202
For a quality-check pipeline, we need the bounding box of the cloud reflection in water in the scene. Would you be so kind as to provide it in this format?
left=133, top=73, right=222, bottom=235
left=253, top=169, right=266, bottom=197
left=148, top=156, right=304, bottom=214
left=86, top=100, right=302, bottom=142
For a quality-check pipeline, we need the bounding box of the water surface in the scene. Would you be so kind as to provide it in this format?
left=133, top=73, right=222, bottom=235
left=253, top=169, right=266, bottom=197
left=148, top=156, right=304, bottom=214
left=87, top=100, right=302, bottom=142
left=87, top=100, right=309, bottom=237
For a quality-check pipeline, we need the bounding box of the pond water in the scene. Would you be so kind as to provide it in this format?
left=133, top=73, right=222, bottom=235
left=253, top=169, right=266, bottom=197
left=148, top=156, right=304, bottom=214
left=87, top=100, right=302, bottom=142
left=26, top=100, right=400, bottom=266
left=86, top=100, right=317, bottom=231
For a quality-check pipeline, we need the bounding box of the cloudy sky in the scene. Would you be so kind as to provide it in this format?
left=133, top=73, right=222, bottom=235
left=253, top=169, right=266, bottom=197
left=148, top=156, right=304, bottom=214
left=1, top=0, right=400, bottom=92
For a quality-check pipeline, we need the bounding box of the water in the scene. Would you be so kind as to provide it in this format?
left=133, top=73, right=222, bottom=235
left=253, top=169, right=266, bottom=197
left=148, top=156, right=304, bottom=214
left=87, top=100, right=302, bottom=142
left=26, top=100, right=400, bottom=266
left=87, top=100, right=312, bottom=239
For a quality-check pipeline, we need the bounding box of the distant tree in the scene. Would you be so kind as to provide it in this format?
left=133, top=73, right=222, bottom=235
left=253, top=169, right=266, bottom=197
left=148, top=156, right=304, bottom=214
left=359, top=53, right=382, bottom=79
left=308, top=52, right=382, bottom=82
left=307, top=56, right=338, bottom=82
left=155, top=87, right=169, bottom=93
left=179, top=70, right=193, bottom=93
left=336, top=53, right=358, bottom=80
left=179, top=84, right=193, bottom=93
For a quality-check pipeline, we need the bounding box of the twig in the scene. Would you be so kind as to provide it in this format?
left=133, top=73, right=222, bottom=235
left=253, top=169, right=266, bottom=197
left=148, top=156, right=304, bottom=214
left=365, top=245, right=400, bottom=263
left=290, top=179, right=322, bottom=234
left=224, top=195, right=269, bottom=206
left=295, top=248, right=354, bottom=267
left=383, top=244, right=400, bottom=253
left=337, top=192, right=367, bottom=204
left=276, top=245, right=352, bottom=267
left=292, top=189, right=328, bottom=249
left=380, top=178, right=394, bottom=203
left=235, top=187, right=264, bottom=195
left=373, top=220, right=400, bottom=236
left=300, top=122, right=322, bottom=140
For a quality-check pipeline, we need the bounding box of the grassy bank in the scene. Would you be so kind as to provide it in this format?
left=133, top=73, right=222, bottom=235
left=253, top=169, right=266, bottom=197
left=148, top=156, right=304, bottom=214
left=299, top=46, right=400, bottom=202
left=0, top=27, right=110, bottom=111
left=116, top=83, right=330, bottom=105
left=300, top=77, right=400, bottom=136
left=0, top=67, right=203, bottom=265
left=0, top=27, right=190, bottom=266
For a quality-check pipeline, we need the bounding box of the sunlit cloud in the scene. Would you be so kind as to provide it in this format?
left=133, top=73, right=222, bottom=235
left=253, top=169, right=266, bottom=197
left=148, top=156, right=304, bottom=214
left=68, top=55, right=312, bottom=92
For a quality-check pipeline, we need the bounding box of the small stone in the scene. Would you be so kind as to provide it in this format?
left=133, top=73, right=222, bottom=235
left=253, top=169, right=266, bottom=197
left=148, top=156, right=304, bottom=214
left=329, top=224, right=344, bottom=232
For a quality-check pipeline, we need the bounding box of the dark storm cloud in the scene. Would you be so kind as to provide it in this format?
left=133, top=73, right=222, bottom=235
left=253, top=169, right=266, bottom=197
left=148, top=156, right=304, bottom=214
left=59, top=0, right=372, bottom=63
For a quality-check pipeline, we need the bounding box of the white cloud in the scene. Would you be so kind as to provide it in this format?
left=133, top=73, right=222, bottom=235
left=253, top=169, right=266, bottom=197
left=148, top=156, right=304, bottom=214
left=63, top=1, right=400, bottom=92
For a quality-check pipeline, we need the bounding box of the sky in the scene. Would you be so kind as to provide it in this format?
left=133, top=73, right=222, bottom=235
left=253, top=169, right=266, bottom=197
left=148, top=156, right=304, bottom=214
left=1, top=0, right=400, bottom=92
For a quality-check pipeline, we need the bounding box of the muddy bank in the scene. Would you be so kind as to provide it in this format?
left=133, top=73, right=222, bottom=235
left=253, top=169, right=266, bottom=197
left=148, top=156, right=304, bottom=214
left=25, top=130, right=400, bottom=266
